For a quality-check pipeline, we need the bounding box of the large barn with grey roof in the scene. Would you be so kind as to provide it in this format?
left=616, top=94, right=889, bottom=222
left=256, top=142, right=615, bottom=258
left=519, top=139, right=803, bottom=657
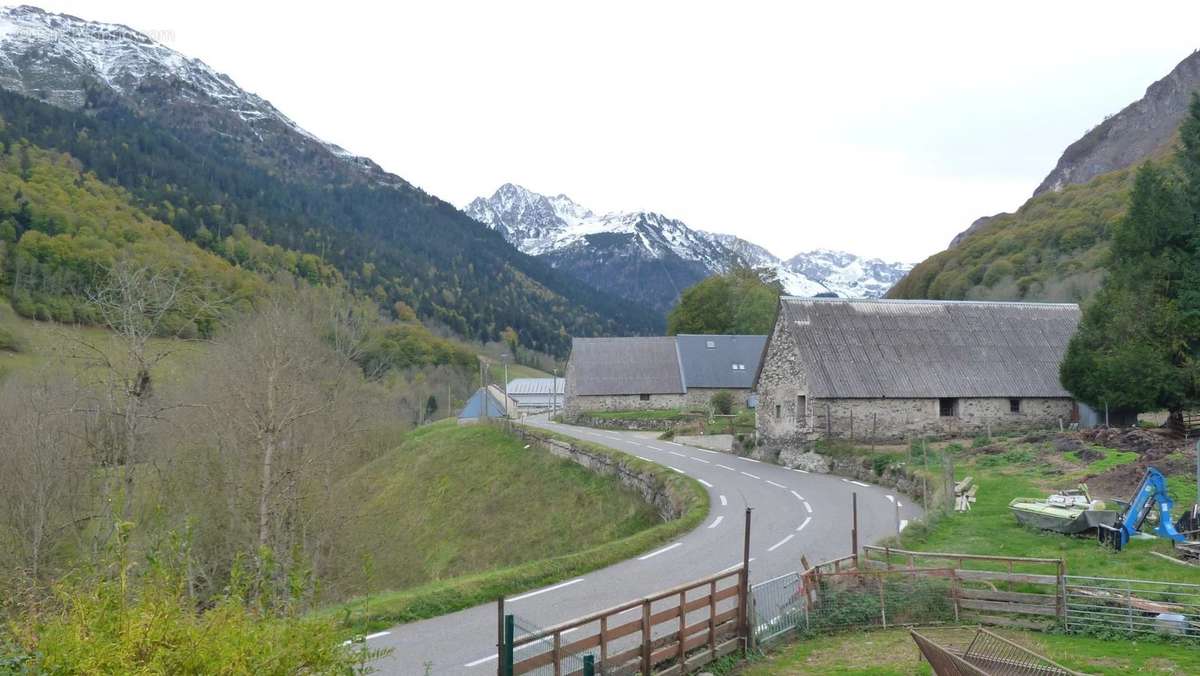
left=563, top=334, right=767, bottom=414
left=755, top=297, right=1082, bottom=444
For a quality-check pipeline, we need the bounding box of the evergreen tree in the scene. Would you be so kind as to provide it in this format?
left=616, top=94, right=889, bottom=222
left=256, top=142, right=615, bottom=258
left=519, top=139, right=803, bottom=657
left=1060, top=157, right=1200, bottom=413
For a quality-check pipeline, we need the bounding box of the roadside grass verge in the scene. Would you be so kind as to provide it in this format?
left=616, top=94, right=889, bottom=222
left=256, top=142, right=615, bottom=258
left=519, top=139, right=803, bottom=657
left=323, top=422, right=709, bottom=635
left=734, top=626, right=1200, bottom=675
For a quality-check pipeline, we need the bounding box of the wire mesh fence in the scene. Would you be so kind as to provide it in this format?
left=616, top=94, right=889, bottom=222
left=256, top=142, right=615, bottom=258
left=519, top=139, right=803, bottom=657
left=751, top=572, right=805, bottom=645
left=1065, top=575, right=1200, bottom=639
left=510, top=614, right=593, bottom=676
left=751, top=567, right=960, bottom=645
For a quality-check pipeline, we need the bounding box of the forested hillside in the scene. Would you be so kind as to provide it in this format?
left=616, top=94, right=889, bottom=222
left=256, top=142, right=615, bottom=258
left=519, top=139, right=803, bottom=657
left=887, top=166, right=1137, bottom=302
left=0, top=88, right=657, bottom=355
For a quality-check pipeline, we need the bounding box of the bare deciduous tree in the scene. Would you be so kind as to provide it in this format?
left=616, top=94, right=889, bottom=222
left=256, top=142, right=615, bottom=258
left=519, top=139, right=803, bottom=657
left=0, top=371, right=89, bottom=580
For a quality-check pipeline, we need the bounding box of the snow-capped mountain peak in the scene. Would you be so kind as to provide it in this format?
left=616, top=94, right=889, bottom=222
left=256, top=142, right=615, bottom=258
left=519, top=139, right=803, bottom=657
left=0, top=5, right=390, bottom=181
left=464, top=184, right=913, bottom=307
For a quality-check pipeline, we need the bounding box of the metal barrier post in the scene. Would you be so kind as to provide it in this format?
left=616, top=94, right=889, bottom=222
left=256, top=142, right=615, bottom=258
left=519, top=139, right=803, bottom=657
left=582, top=655, right=595, bottom=676
left=496, top=597, right=505, bottom=676
left=503, top=614, right=514, bottom=676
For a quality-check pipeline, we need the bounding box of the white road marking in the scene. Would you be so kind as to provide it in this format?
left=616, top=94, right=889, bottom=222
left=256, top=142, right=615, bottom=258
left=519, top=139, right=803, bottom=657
left=740, top=457, right=761, bottom=463
left=508, top=577, right=585, bottom=602
left=342, top=630, right=392, bottom=646
left=666, top=441, right=682, bottom=446
left=792, top=468, right=809, bottom=474
left=718, top=557, right=755, bottom=574
left=668, top=466, right=686, bottom=474
left=708, top=516, right=724, bottom=529
left=464, top=655, right=496, bottom=667
left=885, top=495, right=896, bottom=504
left=740, top=471, right=761, bottom=480
left=797, top=517, right=812, bottom=531
left=898, top=502, right=903, bottom=508
left=638, top=542, right=683, bottom=561
left=697, top=448, right=719, bottom=455
left=717, top=464, right=736, bottom=471
left=900, top=519, right=909, bottom=532
left=691, top=457, right=711, bottom=464
left=636, top=455, right=652, bottom=462
left=850, top=480, right=870, bottom=487
left=790, top=490, right=805, bottom=502
left=720, top=495, right=728, bottom=506
left=698, top=479, right=713, bottom=488
left=804, top=502, right=813, bottom=514
left=628, top=441, right=646, bottom=448
left=767, top=534, right=795, bottom=552
left=669, top=451, right=687, bottom=457
left=766, top=480, right=787, bottom=489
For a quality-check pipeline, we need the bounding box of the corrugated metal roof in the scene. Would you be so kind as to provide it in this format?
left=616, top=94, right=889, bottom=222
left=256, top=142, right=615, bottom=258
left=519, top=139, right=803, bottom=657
left=506, top=378, right=565, bottom=395
left=676, top=334, right=767, bottom=389
left=569, top=337, right=686, bottom=395
left=779, top=298, right=1081, bottom=398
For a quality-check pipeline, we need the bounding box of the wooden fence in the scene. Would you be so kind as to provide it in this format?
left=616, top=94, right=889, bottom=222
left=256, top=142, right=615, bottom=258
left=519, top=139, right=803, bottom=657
left=860, top=546, right=1066, bottom=630
left=506, top=567, right=746, bottom=676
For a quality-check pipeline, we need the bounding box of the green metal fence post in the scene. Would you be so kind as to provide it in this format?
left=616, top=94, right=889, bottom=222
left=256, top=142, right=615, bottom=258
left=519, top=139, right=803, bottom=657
left=583, top=654, right=595, bottom=676
left=504, top=614, right=515, bottom=676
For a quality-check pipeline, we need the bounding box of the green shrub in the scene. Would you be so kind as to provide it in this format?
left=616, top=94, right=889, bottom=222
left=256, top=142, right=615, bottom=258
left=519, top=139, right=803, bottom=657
left=710, top=390, right=734, bottom=415
left=871, top=455, right=892, bottom=477
left=0, top=325, right=18, bottom=352
left=11, top=556, right=376, bottom=674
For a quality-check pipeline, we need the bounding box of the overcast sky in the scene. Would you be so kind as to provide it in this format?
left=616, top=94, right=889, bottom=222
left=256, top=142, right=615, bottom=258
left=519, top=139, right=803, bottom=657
left=28, top=1, right=1200, bottom=262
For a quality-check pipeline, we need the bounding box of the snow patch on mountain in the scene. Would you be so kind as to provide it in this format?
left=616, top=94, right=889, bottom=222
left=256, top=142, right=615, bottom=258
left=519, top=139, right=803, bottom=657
left=465, top=184, right=912, bottom=298
left=0, top=5, right=383, bottom=179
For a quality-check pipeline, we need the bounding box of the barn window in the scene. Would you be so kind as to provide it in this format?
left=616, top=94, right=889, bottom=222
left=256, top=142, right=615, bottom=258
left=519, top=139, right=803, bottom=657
left=639, top=393, right=650, bottom=401
left=939, top=398, right=958, bottom=417
left=797, top=395, right=807, bottom=428
left=1009, top=398, right=1021, bottom=413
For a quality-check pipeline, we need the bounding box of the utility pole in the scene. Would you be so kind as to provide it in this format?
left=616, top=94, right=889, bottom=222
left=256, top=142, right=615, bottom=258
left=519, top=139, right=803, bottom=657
left=553, top=367, right=559, bottom=414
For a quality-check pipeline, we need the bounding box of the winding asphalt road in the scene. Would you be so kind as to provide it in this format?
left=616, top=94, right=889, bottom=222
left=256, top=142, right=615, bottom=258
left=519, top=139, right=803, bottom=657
left=368, top=416, right=922, bottom=674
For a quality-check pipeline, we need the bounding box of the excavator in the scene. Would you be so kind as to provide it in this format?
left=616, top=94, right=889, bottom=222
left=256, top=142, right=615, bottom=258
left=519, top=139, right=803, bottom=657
left=1096, top=467, right=1191, bottom=551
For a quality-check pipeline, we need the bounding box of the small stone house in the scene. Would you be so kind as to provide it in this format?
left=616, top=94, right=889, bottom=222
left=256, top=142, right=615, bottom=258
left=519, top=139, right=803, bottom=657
left=755, top=298, right=1082, bottom=445
left=563, top=334, right=767, bottom=414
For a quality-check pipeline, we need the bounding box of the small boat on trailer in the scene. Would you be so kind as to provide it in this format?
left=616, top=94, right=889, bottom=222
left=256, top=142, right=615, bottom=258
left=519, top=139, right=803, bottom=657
left=1009, top=485, right=1121, bottom=535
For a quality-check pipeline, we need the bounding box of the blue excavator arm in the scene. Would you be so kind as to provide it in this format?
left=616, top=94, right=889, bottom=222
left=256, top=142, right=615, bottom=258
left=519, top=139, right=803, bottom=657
left=1098, top=467, right=1186, bottom=550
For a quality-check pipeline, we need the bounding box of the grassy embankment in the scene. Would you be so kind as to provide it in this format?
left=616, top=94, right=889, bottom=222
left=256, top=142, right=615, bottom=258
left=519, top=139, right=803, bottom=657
left=824, top=433, right=1199, bottom=582
left=733, top=626, right=1200, bottom=675
left=324, top=421, right=709, bottom=633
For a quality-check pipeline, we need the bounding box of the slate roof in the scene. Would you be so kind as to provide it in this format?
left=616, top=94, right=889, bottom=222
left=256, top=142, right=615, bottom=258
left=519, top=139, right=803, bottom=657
left=569, top=337, right=685, bottom=396
left=676, top=334, right=767, bottom=389
left=458, top=385, right=517, bottom=418
left=777, top=298, right=1081, bottom=399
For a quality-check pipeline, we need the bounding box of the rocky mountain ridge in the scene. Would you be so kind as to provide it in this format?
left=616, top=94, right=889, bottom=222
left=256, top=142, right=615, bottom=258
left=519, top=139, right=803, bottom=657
left=465, top=183, right=912, bottom=309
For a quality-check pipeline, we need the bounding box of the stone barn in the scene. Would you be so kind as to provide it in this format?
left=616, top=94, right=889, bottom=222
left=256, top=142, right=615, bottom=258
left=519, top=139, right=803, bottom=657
left=564, top=334, right=766, bottom=414
left=755, top=298, right=1082, bottom=445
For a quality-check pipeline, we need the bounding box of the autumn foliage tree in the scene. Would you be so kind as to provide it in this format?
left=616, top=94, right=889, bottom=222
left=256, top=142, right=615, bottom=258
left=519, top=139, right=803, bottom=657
left=666, top=266, right=782, bottom=336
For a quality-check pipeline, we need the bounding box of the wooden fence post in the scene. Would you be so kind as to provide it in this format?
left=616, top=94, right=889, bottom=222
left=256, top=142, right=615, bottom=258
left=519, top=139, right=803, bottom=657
left=708, top=579, right=717, bottom=657
left=677, top=590, right=687, bottom=664
left=740, top=507, right=753, bottom=650
left=1056, top=560, right=1066, bottom=626
left=641, top=598, right=652, bottom=675
left=851, top=492, right=859, bottom=567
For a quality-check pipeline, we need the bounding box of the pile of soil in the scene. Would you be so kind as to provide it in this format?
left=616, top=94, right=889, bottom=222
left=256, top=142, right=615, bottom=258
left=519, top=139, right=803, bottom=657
left=1076, top=426, right=1181, bottom=455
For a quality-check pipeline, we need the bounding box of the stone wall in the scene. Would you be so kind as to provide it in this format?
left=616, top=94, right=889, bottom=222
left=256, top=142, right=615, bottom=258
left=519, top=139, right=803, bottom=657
left=512, top=425, right=693, bottom=520
left=755, top=317, right=811, bottom=446
left=564, top=388, right=752, bottom=415
left=807, top=397, right=1075, bottom=442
